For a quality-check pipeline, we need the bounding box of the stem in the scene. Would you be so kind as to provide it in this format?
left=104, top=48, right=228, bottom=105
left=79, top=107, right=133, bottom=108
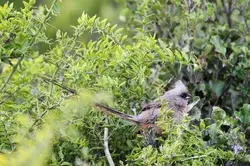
left=0, top=83, right=28, bottom=105
left=104, top=117, right=115, bottom=166
left=0, top=56, right=24, bottom=93
left=187, top=0, right=192, bottom=13
left=181, top=154, right=209, bottom=162
left=227, top=0, right=233, bottom=28
left=28, top=110, right=48, bottom=132
left=221, top=0, right=233, bottom=28
left=41, top=76, right=77, bottom=94
left=49, top=68, right=60, bottom=96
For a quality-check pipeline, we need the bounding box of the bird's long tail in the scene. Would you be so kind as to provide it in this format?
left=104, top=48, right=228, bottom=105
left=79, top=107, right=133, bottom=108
left=94, top=103, right=140, bottom=124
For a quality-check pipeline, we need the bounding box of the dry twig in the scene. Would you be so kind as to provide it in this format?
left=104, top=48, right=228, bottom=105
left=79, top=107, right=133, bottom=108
left=104, top=117, right=115, bottom=166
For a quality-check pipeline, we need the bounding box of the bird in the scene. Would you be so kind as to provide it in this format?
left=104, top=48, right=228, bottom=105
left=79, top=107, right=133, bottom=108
left=94, top=80, right=191, bottom=136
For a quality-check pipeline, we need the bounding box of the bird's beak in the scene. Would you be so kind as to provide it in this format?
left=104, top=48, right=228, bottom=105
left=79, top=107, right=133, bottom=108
left=186, top=93, right=192, bottom=100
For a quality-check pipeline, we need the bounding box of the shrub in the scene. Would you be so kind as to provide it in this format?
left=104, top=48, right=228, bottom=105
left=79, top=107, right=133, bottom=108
left=0, top=0, right=249, bottom=165
left=123, top=0, right=250, bottom=117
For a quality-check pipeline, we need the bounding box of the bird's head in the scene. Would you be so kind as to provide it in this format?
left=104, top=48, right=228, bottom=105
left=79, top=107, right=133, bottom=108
left=172, top=80, right=191, bottom=100
left=162, top=80, right=191, bottom=111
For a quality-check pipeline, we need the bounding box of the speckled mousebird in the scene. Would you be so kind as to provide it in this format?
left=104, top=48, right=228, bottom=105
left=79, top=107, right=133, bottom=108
left=94, top=80, right=191, bottom=135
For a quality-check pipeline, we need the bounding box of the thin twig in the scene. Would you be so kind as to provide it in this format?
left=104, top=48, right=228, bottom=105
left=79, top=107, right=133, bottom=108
left=104, top=117, right=115, bottom=166
left=181, top=154, right=209, bottom=162
left=26, top=100, right=63, bottom=137
left=49, top=68, right=60, bottom=96
left=190, top=3, right=198, bottom=13
left=0, top=56, right=24, bottom=93
left=41, top=76, right=78, bottom=94
left=0, top=83, right=28, bottom=105
left=28, top=110, right=48, bottom=133
left=187, top=0, right=192, bottom=13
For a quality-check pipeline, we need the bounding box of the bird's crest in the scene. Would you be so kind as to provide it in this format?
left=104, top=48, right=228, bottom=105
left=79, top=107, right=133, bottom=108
left=174, top=80, right=188, bottom=92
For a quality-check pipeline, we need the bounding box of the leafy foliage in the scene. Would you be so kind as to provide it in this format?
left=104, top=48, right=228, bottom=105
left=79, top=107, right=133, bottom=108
left=123, top=0, right=250, bottom=116
left=0, top=0, right=250, bottom=165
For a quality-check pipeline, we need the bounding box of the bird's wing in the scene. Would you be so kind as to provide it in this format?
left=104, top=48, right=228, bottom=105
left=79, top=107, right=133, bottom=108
left=141, top=101, right=161, bottom=112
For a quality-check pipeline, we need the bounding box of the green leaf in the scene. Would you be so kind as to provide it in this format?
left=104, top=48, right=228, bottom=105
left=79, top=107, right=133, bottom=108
left=207, top=3, right=215, bottom=17
left=61, top=162, right=73, bottom=166
left=204, top=44, right=213, bottom=55
left=210, top=36, right=226, bottom=55
left=209, top=81, right=225, bottom=98
left=235, top=104, right=250, bottom=123
left=175, top=50, right=183, bottom=61
left=29, top=0, right=35, bottom=6
left=200, top=119, right=206, bottom=130
left=53, top=3, right=60, bottom=13
left=198, top=83, right=206, bottom=91
left=188, top=96, right=200, bottom=112
left=212, top=106, right=226, bottom=121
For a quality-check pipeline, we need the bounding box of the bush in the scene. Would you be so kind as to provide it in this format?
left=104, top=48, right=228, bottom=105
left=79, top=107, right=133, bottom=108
left=0, top=0, right=249, bottom=165
left=124, top=0, right=250, bottom=117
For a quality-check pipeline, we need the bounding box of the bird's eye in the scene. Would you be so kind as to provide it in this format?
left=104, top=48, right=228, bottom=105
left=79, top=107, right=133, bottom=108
left=180, top=93, right=191, bottom=99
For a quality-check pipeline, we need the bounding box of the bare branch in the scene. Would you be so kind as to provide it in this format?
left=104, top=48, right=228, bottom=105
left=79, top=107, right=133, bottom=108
left=41, top=76, right=78, bottom=94
left=103, top=117, right=115, bottom=166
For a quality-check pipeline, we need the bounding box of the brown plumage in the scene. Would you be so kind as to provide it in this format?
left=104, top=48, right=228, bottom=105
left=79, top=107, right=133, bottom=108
left=94, top=80, right=191, bottom=135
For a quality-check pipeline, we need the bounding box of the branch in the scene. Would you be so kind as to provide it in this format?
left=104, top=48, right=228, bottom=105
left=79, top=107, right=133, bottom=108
left=0, top=83, right=28, bottom=105
left=41, top=76, right=78, bottom=94
left=0, top=56, right=24, bottom=93
left=27, top=110, right=48, bottom=133
left=228, top=0, right=233, bottom=27
left=213, top=57, right=240, bottom=106
left=221, top=0, right=233, bottom=28
left=49, top=68, right=60, bottom=96
left=181, top=153, right=211, bottom=162
left=214, top=77, right=232, bottom=106
left=186, top=0, right=191, bottom=13
left=104, top=117, right=115, bottom=166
